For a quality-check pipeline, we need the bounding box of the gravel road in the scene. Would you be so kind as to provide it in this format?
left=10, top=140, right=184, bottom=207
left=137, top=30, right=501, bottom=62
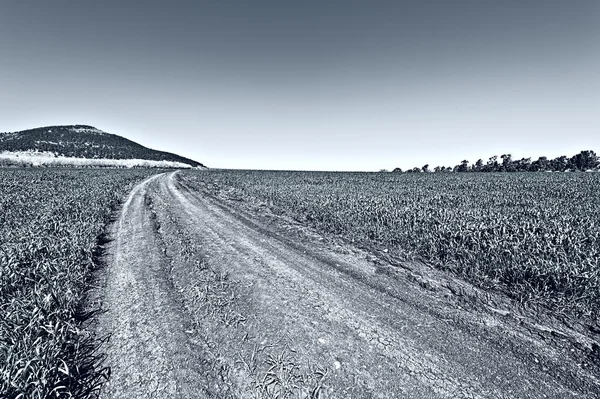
left=93, top=171, right=600, bottom=398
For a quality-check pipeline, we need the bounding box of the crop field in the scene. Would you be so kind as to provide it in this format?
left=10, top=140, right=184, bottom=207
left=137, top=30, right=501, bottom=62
left=2, top=168, right=599, bottom=398
left=0, top=168, right=155, bottom=398
left=179, top=170, right=600, bottom=319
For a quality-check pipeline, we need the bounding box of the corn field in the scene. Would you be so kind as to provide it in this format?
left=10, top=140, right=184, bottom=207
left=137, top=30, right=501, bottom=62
left=180, top=170, right=600, bottom=319
left=0, top=169, right=155, bottom=399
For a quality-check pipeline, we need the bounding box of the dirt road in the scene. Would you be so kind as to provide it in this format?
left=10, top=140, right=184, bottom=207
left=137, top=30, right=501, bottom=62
left=93, top=171, right=599, bottom=398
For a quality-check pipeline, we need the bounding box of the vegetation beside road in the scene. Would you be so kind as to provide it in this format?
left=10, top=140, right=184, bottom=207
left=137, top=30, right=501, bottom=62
left=181, top=170, right=600, bottom=321
left=0, top=169, right=155, bottom=399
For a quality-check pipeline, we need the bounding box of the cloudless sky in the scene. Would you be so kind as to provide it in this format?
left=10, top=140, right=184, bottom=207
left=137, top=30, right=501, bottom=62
left=0, top=1, right=598, bottom=171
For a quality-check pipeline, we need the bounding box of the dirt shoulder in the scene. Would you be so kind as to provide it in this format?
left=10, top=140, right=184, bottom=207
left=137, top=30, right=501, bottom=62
left=92, top=171, right=599, bottom=398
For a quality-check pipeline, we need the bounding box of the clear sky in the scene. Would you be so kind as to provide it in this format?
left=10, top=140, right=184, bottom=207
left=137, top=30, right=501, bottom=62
left=0, top=1, right=598, bottom=171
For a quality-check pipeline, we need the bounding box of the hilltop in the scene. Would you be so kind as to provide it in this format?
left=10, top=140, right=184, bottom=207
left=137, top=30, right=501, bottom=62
left=0, top=125, right=205, bottom=168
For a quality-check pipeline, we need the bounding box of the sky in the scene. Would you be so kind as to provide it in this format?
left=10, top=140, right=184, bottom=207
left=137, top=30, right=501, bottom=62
left=0, top=1, right=598, bottom=171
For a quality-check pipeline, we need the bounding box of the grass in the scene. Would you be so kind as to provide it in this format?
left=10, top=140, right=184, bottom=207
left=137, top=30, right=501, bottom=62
left=0, top=168, right=156, bottom=398
left=179, top=170, right=600, bottom=321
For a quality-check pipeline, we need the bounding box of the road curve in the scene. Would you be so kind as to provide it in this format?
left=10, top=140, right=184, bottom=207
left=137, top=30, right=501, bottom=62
left=94, top=171, right=599, bottom=398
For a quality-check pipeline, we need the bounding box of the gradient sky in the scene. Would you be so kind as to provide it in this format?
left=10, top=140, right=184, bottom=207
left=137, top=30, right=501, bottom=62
left=0, top=1, right=598, bottom=171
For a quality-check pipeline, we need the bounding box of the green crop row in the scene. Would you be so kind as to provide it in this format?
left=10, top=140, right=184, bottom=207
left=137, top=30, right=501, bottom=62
left=0, top=169, right=155, bottom=399
left=179, top=170, right=600, bottom=320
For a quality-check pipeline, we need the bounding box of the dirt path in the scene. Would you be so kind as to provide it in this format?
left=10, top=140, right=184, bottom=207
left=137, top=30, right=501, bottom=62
left=93, top=174, right=221, bottom=398
left=94, top=171, right=600, bottom=398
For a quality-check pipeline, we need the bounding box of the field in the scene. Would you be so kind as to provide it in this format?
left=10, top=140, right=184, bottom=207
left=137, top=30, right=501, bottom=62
left=93, top=170, right=600, bottom=397
left=2, top=168, right=599, bottom=398
left=179, top=170, right=600, bottom=319
left=0, top=168, right=156, bottom=398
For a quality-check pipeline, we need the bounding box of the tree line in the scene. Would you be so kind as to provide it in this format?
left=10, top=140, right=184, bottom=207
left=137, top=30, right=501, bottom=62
left=392, top=150, right=599, bottom=173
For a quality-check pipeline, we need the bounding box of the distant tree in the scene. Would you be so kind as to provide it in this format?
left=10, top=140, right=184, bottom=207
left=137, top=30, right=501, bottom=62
left=570, top=150, right=599, bottom=171
left=500, top=154, right=513, bottom=171
left=474, top=159, right=484, bottom=172
left=531, top=156, right=548, bottom=172
left=457, top=160, right=469, bottom=172
left=552, top=155, right=568, bottom=172
left=514, top=157, right=531, bottom=172
left=379, top=169, right=389, bottom=173
left=392, top=167, right=403, bottom=173
left=487, top=155, right=499, bottom=172
left=586, top=150, right=598, bottom=169
left=395, top=150, right=598, bottom=175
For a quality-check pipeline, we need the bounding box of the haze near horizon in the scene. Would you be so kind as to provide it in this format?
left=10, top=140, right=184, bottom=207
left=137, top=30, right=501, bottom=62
left=1, top=1, right=598, bottom=171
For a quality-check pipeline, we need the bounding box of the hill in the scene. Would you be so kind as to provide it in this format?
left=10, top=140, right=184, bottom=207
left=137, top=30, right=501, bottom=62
left=0, top=125, right=205, bottom=168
